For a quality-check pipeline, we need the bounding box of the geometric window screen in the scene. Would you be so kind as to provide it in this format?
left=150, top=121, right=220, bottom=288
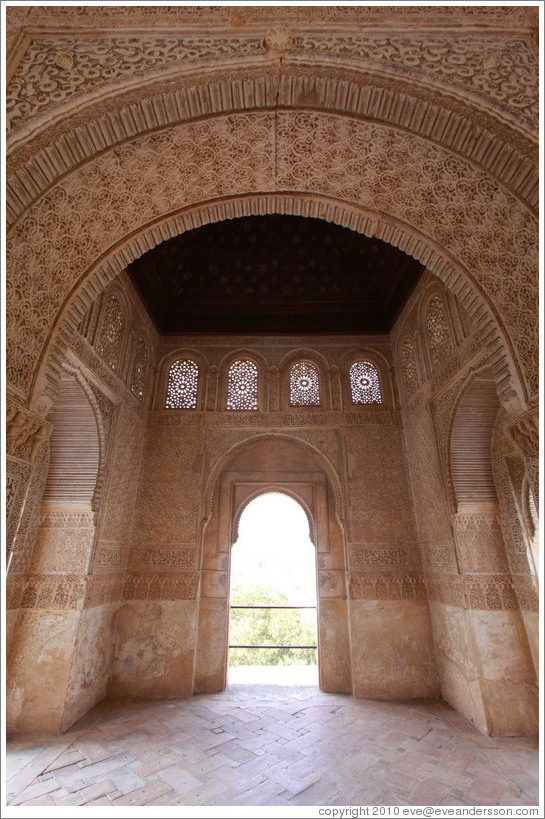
left=97, top=295, right=124, bottom=371
left=166, top=359, right=199, bottom=408
left=426, top=295, right=452, bottom=366
left=130, top=338, right=148, bottom=400
left=400, top=337, right=418, bottom=394
left=349, top=361, right=382, bottom=404
left=290, top=361, right=320, bottom=406
left=227, top=359, right=258, bottom=410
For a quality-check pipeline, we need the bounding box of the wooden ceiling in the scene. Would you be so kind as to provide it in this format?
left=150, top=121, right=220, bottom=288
left=128, top=215, right=423, bottom=334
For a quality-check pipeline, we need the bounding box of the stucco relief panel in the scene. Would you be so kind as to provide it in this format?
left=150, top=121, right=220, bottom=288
left=345, top=426, right=417, bottom=543
left=98, top=405, right=146, bottom=543
left=7, top=112, right=275, bottom=395
left=454, top=514, right=509, bottom=575
left=276, top=113, right=537, bottom=394
left=6, top=27, right=537, bottom=137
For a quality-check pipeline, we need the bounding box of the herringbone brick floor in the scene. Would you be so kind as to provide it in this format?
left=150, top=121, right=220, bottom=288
left=5, top=684, right=539, bottom=808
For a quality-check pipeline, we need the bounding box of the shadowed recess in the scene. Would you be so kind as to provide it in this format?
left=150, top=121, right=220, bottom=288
left=128, top=215, right=424, bottom=334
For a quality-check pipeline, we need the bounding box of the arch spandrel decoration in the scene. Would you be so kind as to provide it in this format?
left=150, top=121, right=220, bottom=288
left=8, top=112, right=536, bottom=412
left=202, top=433, right=346, bottom=529
left=6, top=9, right=538, bottom=218
left=25, top=195, right=530, bottom=422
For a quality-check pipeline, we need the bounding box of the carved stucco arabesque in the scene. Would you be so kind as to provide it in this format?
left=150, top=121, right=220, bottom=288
left=6, top=30, right=537, bottom=136
left=6, top=113, right=537, bottom=406
left=5, top=9, right=539, bottom=415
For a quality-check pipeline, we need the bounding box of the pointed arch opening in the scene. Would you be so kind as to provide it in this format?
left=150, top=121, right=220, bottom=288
left=228, top=492, right=318, bottom=686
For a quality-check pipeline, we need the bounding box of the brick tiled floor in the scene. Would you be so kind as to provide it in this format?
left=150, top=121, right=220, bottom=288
left=5, top=684, right=539, bottom=808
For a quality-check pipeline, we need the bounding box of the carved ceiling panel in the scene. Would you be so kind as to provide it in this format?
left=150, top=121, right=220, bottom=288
left=128, top=215, right=423, bottom=334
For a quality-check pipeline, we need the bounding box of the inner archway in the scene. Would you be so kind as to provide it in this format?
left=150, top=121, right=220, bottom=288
left=228, top=492, right=318, bottom=686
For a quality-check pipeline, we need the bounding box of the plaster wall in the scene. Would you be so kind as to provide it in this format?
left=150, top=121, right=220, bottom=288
left=110, top=335, right=439, bottom=702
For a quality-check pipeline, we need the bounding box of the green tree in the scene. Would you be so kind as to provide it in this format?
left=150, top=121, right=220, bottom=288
left=229, top=582, right=317, bottom=666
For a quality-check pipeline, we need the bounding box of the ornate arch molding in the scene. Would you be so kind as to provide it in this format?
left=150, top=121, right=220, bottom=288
left=6, top=56, right=538, bottom=223
left=29, top=194, right=528, bottom=418
left=203, top=432, right=345, bottom=529
left=232, top=488, right=316, bottom=547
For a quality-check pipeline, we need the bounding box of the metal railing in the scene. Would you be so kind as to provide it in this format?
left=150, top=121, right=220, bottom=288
left=229, top=604, right=317, bottom=650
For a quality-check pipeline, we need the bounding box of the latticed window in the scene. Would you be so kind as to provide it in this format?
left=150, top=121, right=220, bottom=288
left=290, top=361, right=320, bottom=406
left=227, top=359, right=258, bottom=410
left=166, top=359, right=199, bottom=409
left=400, top=338, right=418, bottom=395
left=426, top=295, right=452, bottom=366
left=349, top=361, right=382, bottom=404
left=130, top=338, right=148, bottom=400
left=97, top=295, right=124, bottom=370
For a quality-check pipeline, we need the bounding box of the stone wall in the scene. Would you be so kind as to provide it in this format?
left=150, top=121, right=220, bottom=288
left=392, top=275, right=538, bottom=736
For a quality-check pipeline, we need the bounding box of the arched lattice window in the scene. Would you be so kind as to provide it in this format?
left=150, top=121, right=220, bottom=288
left=527, top=483, right=539, bottom=577
left=426, top=295, right=452, bottom=367
left=227, top=359, right=258, bottom=410
left=400, top=338, right=418, bottom=396
left=130, top=338, right=148, bottom=400
left=97, top=295, right=124, bottom=371
left=290, top=361, right=320, bottom=406
left=349, top=361, right=382, bottom=404
left=166, top=359, right=199, bottom=409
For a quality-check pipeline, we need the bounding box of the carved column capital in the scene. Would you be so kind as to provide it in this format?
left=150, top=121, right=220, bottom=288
left=508, top=409, right=538, bottom=459
left=6, top=396, right=52, bottom=463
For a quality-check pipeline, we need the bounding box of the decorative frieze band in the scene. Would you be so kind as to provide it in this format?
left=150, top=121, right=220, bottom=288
left=352, top=546, right=409, bottom=566
left=512, top=576, right=539, bottom=613
left=425, top=572, right=521, bottom=611
left=93, top=545, right=127, bottom=571
left=152, top=409, right=397, bottom=428
left=7, top=574, right=86, bottom=611
left=140, top=549, right=196, bottom=568
left=84, top=576, right=125, bottom=609
left=123, top=571, right=198, bottom=600
left=349, top=569, right=528, bottom=611
left=40, top=509, right=95, bottom=529
left=424, top=547, right=457, bottom=569
left=350, top=572, right=426, bottom=600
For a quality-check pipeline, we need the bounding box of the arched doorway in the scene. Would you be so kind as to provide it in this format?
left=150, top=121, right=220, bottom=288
left=228, top=492, right=318, bottom=685
left=194, top=436, right=352, bottom=696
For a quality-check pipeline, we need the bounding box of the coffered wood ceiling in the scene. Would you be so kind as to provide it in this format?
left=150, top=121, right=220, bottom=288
left=128, top=216, right=423, bottom=334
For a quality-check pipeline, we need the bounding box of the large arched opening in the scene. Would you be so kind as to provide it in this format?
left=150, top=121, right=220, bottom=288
left=195, top=435, right=352, bottom=696
left=228, top=491, right=319, bottom=686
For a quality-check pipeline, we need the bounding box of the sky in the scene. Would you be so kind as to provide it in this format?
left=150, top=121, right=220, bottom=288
left=230, top=492, right=317, bottom=607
